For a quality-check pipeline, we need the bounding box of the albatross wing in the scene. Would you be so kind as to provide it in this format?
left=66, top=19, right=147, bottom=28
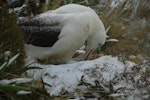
left=20, top=26, right=61, bottom=47
left=19, top=13, right=68, bottom=47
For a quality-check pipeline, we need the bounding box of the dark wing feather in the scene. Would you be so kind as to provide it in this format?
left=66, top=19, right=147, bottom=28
left=18, top=16, right=60, bottom=27
left=20, top=26, right=61, bottom=47
left=18, top=13, right=65, bottom=47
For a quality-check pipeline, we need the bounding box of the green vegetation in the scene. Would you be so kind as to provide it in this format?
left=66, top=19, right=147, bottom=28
left=0, top=1, right=24, bottom=77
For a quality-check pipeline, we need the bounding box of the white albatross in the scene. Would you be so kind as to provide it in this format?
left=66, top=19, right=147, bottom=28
left=19, top=4, right=107, bottom=64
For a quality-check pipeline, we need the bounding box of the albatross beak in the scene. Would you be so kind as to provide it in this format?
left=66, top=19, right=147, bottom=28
left=84, top=48, right=100, bottom=60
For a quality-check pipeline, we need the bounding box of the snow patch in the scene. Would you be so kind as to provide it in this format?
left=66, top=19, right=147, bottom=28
left=0, top=78, right=33, bottom=85
left=27, top=55, right=135, bottom=96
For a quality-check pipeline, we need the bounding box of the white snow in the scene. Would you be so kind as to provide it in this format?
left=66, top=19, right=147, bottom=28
left=9, top=4, right=26, bottom=14
left=26, top=55, right=136, bottom=96
left=17, top=90, right=32, bottom=95
left=0, top=78, right=33, bottom=85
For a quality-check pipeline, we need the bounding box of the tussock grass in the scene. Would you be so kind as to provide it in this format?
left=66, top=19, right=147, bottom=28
left=41, top=0, right=63, bottom=12
left=40, top=0, right=99, bottom=12
left=98, top=0, right=150, bottom=59
left=0, top=2, right=48, bottom=100
left=0, top=1, right=24, bottom=77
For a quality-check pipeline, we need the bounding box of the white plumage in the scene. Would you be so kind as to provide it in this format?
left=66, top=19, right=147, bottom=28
left=19, top=4, right=107, bottom=64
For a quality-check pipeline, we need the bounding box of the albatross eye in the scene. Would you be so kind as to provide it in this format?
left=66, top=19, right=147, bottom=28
left=98, top=43, right=101, bottom=46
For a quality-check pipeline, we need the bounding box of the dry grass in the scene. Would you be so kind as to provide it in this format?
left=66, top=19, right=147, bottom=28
left=41, top=0, right=63, bottom=12
left=98, top=0, right=150, bottom=59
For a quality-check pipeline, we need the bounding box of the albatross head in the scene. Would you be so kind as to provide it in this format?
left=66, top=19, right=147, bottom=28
left=86, top=29, right=107, bottom=52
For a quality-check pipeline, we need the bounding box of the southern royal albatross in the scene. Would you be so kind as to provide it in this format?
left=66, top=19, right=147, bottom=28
left=19, top=4, right=107, bottom=64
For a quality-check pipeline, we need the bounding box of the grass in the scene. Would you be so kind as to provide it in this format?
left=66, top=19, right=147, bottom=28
left=0, top=2, right=48, bottom=100
left=99, top=0, right=150, bottom=59
left=0, top=1, right=25, bottom=77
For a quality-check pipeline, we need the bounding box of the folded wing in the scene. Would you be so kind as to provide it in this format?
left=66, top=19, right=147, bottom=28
left=18, top=13, right=66, bottom=47
left=20, top=26, right=61, bottom=47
